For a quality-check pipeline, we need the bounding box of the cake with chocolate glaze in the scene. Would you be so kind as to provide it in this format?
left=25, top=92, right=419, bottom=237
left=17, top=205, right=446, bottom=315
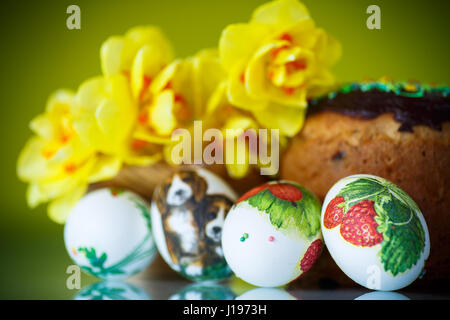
left=280, top=80, right=450, bottom=288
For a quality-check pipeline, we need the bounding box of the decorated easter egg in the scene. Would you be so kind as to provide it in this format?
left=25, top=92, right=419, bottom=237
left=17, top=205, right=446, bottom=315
left=151, top=167, right=237, bottom=281
left=65, top=188, right=156, bottom=279
left=221, top=181, right=323, bottom=287
left=74, top=281, right=150, bottom=300
left=321, top=174, right=430, bottom=291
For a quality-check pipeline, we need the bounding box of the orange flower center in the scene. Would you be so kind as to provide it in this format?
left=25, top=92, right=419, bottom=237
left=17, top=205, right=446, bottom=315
left=131, top=139, right=149, bottom=150
left=64, top=163, right=77, bottom=174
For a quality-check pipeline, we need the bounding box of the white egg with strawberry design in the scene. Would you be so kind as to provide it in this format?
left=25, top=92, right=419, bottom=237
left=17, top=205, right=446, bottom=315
left=221, top=181, right=323, bottom=287
left=321, top=174, right=430, bottom=291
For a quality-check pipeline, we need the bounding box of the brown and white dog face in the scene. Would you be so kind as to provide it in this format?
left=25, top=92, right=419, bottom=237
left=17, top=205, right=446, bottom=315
left=158, top=170, right=207, bottom=209
left=203, top=195, right=233, bottom=243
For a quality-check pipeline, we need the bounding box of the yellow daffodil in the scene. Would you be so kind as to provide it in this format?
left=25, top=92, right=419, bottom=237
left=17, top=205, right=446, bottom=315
left=219, top=0, right=341, bottom=136
left=134, top=49, right=226, bottom=145
left=101, top=25, right=174, bottom=101
left=71, top=74, right=161, bottom=165
left=17, top=90, right=122, bottom=223
left=71, top=26, right=175, bottom=165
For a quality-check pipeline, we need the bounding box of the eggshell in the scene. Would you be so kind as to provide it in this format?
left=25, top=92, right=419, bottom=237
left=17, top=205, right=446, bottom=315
left=64, top=188, right=156, bottom=279
left=321, top=174, right=430, bottom=291
left=169, top=283, right=236, bottom=300
left=221, top=181, right=323, bottom=287
left=151, top=167, right=237, bottom=281
left=354, top=291, right=409, bottom=300
left=236, top=288, right=296, bottom=300
left=74, top=281, right=150, bottom=300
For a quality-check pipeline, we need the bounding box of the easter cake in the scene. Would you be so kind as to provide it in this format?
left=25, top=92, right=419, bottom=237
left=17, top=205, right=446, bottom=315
left=280, top=80, right=450, bottom=287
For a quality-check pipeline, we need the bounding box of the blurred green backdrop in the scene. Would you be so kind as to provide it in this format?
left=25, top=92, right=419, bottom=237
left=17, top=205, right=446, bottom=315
left=0, top=0, right=448, bottom=299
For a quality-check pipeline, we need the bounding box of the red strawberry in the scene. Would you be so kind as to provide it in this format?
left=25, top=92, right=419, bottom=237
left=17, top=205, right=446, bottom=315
left=300, top=239, right=323, bottom=272
left=323, top=196, right=345, bottom=229
left=340, top=200, right=383, bottom=247
left=236, top=182, right=303, bottom=204
left=236, top=183, right=270, bottom=204
left=268, top=183, right=303, bottom=201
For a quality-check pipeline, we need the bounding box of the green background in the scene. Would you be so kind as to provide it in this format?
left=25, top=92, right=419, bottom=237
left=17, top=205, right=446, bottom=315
left=0, top=0, right=448, bottom=299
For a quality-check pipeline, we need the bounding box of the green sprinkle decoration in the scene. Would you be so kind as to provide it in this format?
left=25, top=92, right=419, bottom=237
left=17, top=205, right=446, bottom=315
left=240, top=233, right=249, bottom=242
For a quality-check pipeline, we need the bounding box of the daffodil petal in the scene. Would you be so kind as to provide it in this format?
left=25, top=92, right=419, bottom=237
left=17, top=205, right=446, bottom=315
left=251, top=0, right=310, bottom=27
left=133, top=127, right=174, bottom=144
left=124, top=152, right=162, bottom=166
left=151, top=60, right=180, bottom=93
left=227, top=65, right=267, bottom=111
left=190, top=49, right=226, bottom=117
left=206, top=81, right=228, bottom=115
left=246, top=42, right=308, bottom=108
left=246, top=41, right=285, bottom=100
left=313, top=29, right=342, bottom=67
left=223, top=116, right=257, bottom=132
left=150, top=90, right=177, bottom=136
left=225, top=137, right=250, bottom=179
left=307, top=68, right=336, bottom=97
left=17, top=137, right=59, bottom=182
left=254, top=104, right=306, bottom=137
left=101, top=37, right=125, bottom=77
left=46, top=90, right=75, bottom=113
left=88, top=156, right=122, bottom=183
left=26, top=183, right=48, bottom=208
left=219, top=23, right=270, bottom=70
left=96, top=95, right=134, bottom=145
left=47, top=185, right=87, bottom=224
left=29, top=114, right=54, bottom=141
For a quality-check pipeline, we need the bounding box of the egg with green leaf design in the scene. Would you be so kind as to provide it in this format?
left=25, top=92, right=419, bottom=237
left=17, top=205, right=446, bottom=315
left=321, top=174, right=430, bottom=291
left=64, top=188, right=157, bottom=279
left=221, top=181, right=323, bottom=287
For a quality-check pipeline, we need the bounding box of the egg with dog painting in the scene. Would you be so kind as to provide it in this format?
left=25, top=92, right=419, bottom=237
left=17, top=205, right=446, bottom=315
left=151, top=167, right=237, bottom=281
left=222, top=181, right=323, bottom=287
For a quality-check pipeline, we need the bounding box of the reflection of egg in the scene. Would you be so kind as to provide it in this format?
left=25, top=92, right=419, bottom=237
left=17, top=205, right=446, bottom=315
left=74, top=281, right=150, bottom=300
left=64, top=188, right=156, bottom=279
left=169, top=282, right=236, bottom=300
left=355, top=291, right=409, bottom=300
left=236, top=288, right=296, bottom=300
left=222, top=181, right=323, bottom=287
left=151, top=167, right=237, bottom=281
left=322, top=174, right=430, bottom=291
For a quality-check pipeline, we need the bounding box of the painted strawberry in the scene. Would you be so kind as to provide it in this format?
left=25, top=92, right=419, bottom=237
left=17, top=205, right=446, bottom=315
left=323, top=196, right=345, bottom=229
left=237, top=183, right=303, bottom=204
left=340, top=200, right=383, bottom=247
left=244, top=181, right=320, bottom=238
left=268, top=183, right=303, bottom=201
left=300, top=239, right=323, bottom=272
left=236, top=183, right=270, bottom=204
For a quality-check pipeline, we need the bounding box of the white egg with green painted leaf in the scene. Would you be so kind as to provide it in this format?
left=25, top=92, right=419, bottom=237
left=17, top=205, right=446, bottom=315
left=222, top=181, right=323, bottom=287
left=64, top=188, right=156, bottom=279
left=321, top=174, right=430, bottom=291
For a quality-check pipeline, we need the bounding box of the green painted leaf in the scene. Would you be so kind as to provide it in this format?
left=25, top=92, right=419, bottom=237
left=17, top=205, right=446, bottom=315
left=130, top=197, right=152, bottom=229
left=337, top=177, right=426, bottom=276
left=375, top=194, right=425, bottom=276
left=337, top=177, right=385, bottom=213
left=246, top=183, right=321, bottom=238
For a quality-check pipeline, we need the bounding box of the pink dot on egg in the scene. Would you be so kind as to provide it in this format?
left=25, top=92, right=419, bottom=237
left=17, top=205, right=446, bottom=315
left=268, top=236, right=275, bottom=242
